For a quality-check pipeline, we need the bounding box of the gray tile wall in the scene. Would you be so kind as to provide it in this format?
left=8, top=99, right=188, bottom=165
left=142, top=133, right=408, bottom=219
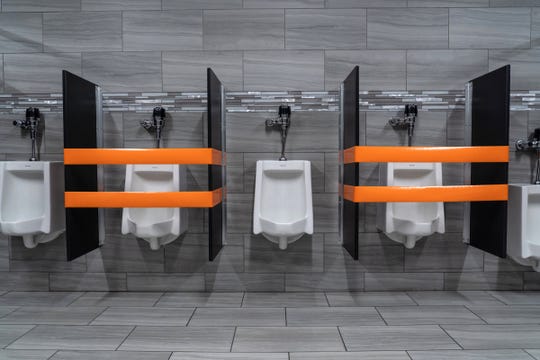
left=0, top=1, right=540, bottom=292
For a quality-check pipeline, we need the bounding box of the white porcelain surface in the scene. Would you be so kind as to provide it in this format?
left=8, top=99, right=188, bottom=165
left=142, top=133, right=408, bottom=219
left=253, top=160, right=313, bottom=250
left=121, top=164, right=187, bottom=250
left=0, top=161, right=65, bottom=248
left=377, top=162, right=445, bottom=249
left=507, top=184, right=540, bottom=271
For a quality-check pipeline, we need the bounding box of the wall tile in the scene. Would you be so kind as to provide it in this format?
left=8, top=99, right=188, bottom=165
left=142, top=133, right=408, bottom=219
left=50, top=273, right=127, bottom=291
left=409, top=0, right=488, bottom=6
left=447, top=110, right=465, bottom=145
left=404, top=234, right=484, bottom=272
left=524, top=272, right=540, bottom=290
left=9, top=235, right=86, bottom=272
left=325, top=240, right=404, bottom=272
left=163, top=0, right=242, bottom=9
left=533, top=8, right=540, bottom=48
left=225, top=152, right=244, bottom=193
left=509, top=111, right=528, bottom=150
left=4, top=53, right=81, bottom=93
left=0, top=235, right=9, bottom=271
left=127, top=273, right=205, bottom=291
left=484, top=253, right=531, bottom=272
left=245, top=234, right=323, bottom=273
left=226, top=193, right=253, bottom=233
left=326, top=0, right=406, bottom=7
left=367, top=9, right=448, bottom=49
left=243, top=152, right=325, bottom=193
left=86, top=235, right=165, bottom=273
left=285, top=272, right=364, bottom=291
left=313, top=193, right=338, bottom=233
left=324, top=152, right=338, bottom=193
left=205, top=273, right=285, bottom=291
left=43, top=12, right=121, bottom=52
left=450, top=8, right=531, bottom=49
left=42, top=112, right=63, bottom=155
left=365, top=272, right=444, bottom=291
left=204, top=10, right=284, bottom=50
left=0, top=114, right=44, bottom=154
left=444, top=272, right=523, bottom=290
left=244, top=50, right=324, bottom=90
left=82, top=52, right=162, bottom=91
left=123, top=11, right=202, bottom=51
left=0, top=55, right=3, bottom=91
left=163, top=51, right=242, bottom=91
left=0, top=272, right=48, bottom=290
left=164, top=238, right=244, bottom=273
left=286, top=9, right=366, bottom=50
left=508, top=151, right=534, bottom=184
left=0, top=13, right=42, bottom=53
left=245, top=0, right=324, bottom=7
left=325, top=50, right=406, bottom=91
left=407, top=50, right=488, bottom=90
left=82, top=0, right=161, bottom=10
left=2, top=0, right=80, bottom=11
left=490, top=50, right=540, bottom=90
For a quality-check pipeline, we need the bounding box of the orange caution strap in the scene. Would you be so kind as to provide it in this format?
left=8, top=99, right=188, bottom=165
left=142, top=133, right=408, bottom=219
left=64, top=148, right=223, bottom=165
left=343, top=146, right=509, bottom=164
left=65, top=188, right=223, bottom=208
left=343, top=184, right=508, bottom=203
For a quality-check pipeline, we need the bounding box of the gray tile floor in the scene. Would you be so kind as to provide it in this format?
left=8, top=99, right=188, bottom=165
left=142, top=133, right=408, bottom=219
left=0, top=291, right=539, bottom=359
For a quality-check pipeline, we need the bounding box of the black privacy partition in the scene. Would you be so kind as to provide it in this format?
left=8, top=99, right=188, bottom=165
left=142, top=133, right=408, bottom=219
left=62, top=70, right=101, bottom=261
left=207, top=68, right=226, bottom=261
left=339, top=66, right=360, bottom=260
left=469, top=65, right=510, bottom=258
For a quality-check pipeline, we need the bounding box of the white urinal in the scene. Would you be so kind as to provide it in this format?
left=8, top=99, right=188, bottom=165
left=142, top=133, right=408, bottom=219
left=253, top=160, right=313, bottom=250
left=0, top=161, right=65, bottom=248
left=376, top=162, right=445, bottom=249
left=507, top=184, right=540, bottom=272
left=121, top=164, right=187, bottom=250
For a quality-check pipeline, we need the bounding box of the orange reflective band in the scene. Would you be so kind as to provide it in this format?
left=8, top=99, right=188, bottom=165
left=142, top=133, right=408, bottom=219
left=64, top=148, right=223, bottom=165
left=343, top=146, right=509, bottom=164
left=65, top=188, right=223, bottom=208
left=342, top=184, right=508, bottom=203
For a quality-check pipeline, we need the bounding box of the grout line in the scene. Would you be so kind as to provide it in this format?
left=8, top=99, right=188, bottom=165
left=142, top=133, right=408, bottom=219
left=405, top=350, right=414, bottom=360
left=4, top=324, right=37, bottom=348
left=65, top=291, right=87, bottom=306
left=114, top=325, right=137, bottom=351
left=463, top=304, right=490, bottom=325
left=87, top=305, right=110, bottom=325
left=284, top=307, right=287, bottom=326
left=405, top=292, right=420, bottom=306
left=152, top=291, right=167, bottom=307
left=438, top=324, right=464, bottom=350
left=374, top=306, right=389, bottom=326
left=336, top=326, right=348, bottom=351
left=46, top=350, right=59, bottom=360
left=229, top=326, right=237, bottom=352
left=240, top=291, right=246, bottom=307
left=524, top=349, right=540, bottom=360
left=185, top=306, right=197, bottom=327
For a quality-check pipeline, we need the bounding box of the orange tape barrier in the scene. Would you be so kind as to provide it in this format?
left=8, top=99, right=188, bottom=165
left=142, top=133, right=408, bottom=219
left=343, top=146, right=509, bottom=164
left=65, top=188, right=223, bottom=208
left=343, top=184, right=508, bottom=203
left=64, top=148, right=223, bottom=165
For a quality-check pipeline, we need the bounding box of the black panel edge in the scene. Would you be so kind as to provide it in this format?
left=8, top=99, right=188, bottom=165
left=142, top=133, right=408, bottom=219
left=469, top=65, right=510, bottom=258
left=207, top=68, right=224, bottom=261
left=63, top=70, right=100, bottom=261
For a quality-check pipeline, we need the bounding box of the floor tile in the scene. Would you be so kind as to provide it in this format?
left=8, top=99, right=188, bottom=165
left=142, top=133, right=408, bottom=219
left=0, top=307, right=105, bottom=325
left=286, top=307, right=384, bottom=326
left=0, top=307, right=20, bottom=318
left=119, top=326, right=235, bottom=352
left=8, top=325, right=133, bottom=350
left=51, top=351, right=172, bottom=359
left=340, top=325, right=460, bottom=351
left=377, top=306, right=484, bottom=325
left=0, top=325, right=35, bottom=348
left=407, top=291, right=504, bottom=305
left=91, top=307, right=194, bottom=326
left=69, top=292, right=163, bottom=307
left=526, top=349, right=540, bottom=359
left=189, top=308, right=285, bottom=327
left=155, top=292, right=243, bottom=307
left=232, top=327, right=344, bottom=352
left=467, top=306, right=540, bottom=324
left=0, top=350, right=56, bottom=360
left=326, top=292, right=416, bottom=307
left=170, top=354, right=288, bottom=360
left=408, top=349, right=535, bottom=360
left=242, top=292, right=328, bottom=307
left=488, top=291, right=540, bottom=305
left=0, top=292, right=83, bottom=306
left=442, top=324, right=540, bottom=349
left=290, top=352, right=410, bottom=359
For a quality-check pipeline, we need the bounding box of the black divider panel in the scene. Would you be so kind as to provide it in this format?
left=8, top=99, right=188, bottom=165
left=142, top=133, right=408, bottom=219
left=208, top=68, right=225, bottom=261
left=341, top=66, right=360, bottom=260
left=62, top=70, right=100, bottom=261
left=470, top=65, right=510, bottom=258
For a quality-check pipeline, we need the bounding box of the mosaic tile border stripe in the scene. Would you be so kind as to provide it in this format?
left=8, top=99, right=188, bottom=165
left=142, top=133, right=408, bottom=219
left=0, top=90, right=539, bottom=114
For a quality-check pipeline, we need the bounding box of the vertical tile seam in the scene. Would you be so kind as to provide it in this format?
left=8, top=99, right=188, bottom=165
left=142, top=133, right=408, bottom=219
left=3, top=324, right=37, bottom=349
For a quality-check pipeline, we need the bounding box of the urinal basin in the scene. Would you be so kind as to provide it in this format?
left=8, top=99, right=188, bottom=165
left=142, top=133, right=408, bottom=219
left=0, top=161, right=65, bottom=248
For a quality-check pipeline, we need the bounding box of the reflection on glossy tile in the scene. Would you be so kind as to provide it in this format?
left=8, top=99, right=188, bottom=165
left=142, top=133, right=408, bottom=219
left=232, top=327, right=344, bottom=352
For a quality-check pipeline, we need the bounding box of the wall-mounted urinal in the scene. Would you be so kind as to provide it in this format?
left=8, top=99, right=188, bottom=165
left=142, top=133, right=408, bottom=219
left=507, top=184, right=540, bottom=271
left=121, top=164, right=187, bottom=250
left=0, top=161, right=65, bottom=248
left=253, top=160, right=313, bottom=250
left=377, top=162, right=445, bottom=249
